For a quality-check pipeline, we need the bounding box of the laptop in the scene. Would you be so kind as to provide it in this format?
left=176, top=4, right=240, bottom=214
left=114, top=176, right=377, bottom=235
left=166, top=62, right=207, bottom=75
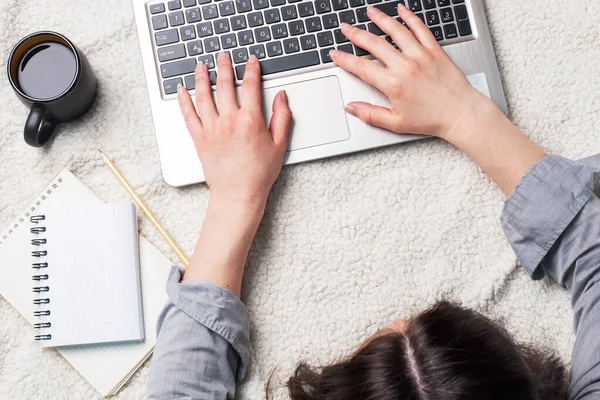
left=132, top=0, right=507, bottom=187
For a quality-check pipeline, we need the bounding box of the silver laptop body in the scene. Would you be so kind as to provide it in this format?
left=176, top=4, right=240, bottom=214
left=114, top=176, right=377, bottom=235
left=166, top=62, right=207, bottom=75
left=132, top=0, right=507, bottom=187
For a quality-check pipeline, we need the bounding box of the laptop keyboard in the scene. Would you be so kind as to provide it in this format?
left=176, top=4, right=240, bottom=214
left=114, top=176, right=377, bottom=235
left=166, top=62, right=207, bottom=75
left=148, top=0, right=474, bottom=96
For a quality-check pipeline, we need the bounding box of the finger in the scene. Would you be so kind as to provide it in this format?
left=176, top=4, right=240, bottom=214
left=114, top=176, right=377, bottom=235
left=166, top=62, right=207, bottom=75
left=366, top=5, right=421, bottom=56
left=269, top=90, right=293, bottom=148
left=344, top=101, right=401, bottom=132
left=241, top=55, right=262, bottom=111
left=397, top=3, right=439, bottom=49
left=194, top=62, right=218, bottom=124
left=330, top=49, right=389, bottom=91
left=177, top=84, right=203, bottom=137
left=339, top=21, right=402, bottom=65
left=215, top=51, right=238, bottom=113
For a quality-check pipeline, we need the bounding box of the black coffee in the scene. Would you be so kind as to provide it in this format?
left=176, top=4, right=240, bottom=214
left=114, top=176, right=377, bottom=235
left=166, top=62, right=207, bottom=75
left=17, top=42, right=77, bottom=100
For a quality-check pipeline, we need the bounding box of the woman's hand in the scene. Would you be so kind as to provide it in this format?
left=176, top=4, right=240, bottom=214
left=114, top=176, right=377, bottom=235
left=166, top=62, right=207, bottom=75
left=330, top=4, right=482, bottom=139
left=177, top=52, right=292, bottom=208
left=176, top=52, right=292, bottom=294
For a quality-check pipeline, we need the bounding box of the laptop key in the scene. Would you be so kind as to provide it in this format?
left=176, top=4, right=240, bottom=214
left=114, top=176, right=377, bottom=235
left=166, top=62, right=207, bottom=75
left=454, top=4, right=468, bottom=20
left=248, top=12, right=264, bottom=26
left=430, top=25, right=443, bottom=40
left=184, top=75, right=195, bottom=90
left=283, top=37, right=300, bottom=53
left=443, top=23, right=457, bottom=39
left=423, top=0, right=435, bottom=9
left=158, top=44, right=187, bottom=62
left=349, top=0, right=365, bottom=7
left=161, top=58, right=197, bottom=78
left=209, top=70, right=217, bottom=85
left=221, top=33, right=238, bottom=48
left=408, top=0, right=421, bottom=11
left=415, top=12, right=425, bottom=23
left=339, top=10, right=356, bottom=24
left=373, top=1, right=403, bottom=16
left=235, top=50, right=319, bottom=79
left=202, top=4, right=218, bottom=19
left=440, top=7, right=453, bottom=22
left=150, top=4, right=166, bottom=14
left=317, top=30, right=334, bottom=46
left=186, top=7, right=202, bottom=22
left=219, top=1, right=236, bottom=16
left=231, top=15, right=248, bottom=30
left=426, top=10, right=439, bottom=25
left=232, top=48, right=249, bottom=63
left=367, top=22, right=384, bottom=35
left=354, top=44, right=369, bottom=55
left=180, top=25, right=197, bottom=40
left=197, top=21, right=214, bottom=36
left=282, top=5, right=298, bottom=20
left=315, top=0, right=331, bottom=14
left=333, top=28, right=348, bottom=43
left=322, top=13, right=339, bottom=29
left=457, top=18, right=471, bottom=35
left=367, top=0, right=382, bottom=4
left=184, top=0, right=197, bottom=6
left=238, top=30, right=255, bottom=45
left=152, top=15, right=169, bottom=30
left=236, top=0, right=253, bottom=12
left=164, top=77, right=182, bottom=94
left=272, top=23, right=288, bottom=39
left=215, top=18, right=230, bottom=33
left=289, top=20, right=305, bottom=35
left=253, top=0, right=269, bottom=9
left=298, top=3, right=315, bottom=17
left=356, top=7, right=368, bottom=22
left=332, top=0, right=348, bottom=10
left=320, top=47, right=334, bottom=63
left=204, top=36, right=221, bottom=51
left=437, top=0, right=450, bottom=5
left=300, top=34, right=317, bottom=49
left=255, top=26, right=272, bottom=41
left=266, top=41, right=284, bottom=57
left=265, top=9, right=281, bottom=23
left=168, top=0, right=182, bottom=10
left=169, top=11, right=185, bottom=26
left=187, top=40, right=204, bottom=55
left=306, top=16, right=322, bottom=32
left=155, top=29, right=179, bottom=45
left=249, top=44, right=267, bottom=58
left=198, top=54, right=216, bottom=68
left=337, top=43, right=353, bottom=54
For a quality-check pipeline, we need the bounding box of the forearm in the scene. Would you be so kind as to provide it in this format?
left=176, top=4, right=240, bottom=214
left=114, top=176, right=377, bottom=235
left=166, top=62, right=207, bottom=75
left=183, top=196, right=265, bottom=297
left=444, top=91, right=547, bottom=196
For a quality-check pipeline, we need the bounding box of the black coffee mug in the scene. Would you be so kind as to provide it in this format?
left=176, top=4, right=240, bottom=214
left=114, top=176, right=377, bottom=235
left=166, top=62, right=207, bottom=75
left=7, top=32, right=96, bottom=147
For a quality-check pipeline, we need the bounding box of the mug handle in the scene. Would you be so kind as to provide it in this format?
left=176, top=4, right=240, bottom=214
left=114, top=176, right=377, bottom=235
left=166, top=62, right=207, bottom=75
left=24, top=104, right=58, bottom=147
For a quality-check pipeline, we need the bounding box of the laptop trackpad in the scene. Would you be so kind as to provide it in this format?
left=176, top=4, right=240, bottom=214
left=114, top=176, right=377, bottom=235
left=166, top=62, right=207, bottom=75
left=262, top=76, right=350, bottom=151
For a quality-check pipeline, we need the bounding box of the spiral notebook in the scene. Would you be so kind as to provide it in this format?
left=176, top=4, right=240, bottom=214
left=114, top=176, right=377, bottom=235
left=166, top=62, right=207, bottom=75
left=30, top=203, right=145, bottom=347
left=0, top=170, right=173, bottom=397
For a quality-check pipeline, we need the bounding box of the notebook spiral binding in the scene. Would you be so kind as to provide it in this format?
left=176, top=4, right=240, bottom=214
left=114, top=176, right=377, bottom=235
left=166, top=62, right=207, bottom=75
left=31, top=215, right=52, bottom=341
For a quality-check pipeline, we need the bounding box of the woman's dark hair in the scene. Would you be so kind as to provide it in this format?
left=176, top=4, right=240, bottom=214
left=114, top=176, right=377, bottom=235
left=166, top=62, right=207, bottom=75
left=285, top=301, right=568, bottom=400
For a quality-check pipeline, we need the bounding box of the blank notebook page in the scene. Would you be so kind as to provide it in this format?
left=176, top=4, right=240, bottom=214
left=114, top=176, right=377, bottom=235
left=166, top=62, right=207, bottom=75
left=39, top=203, right=144, bottom=347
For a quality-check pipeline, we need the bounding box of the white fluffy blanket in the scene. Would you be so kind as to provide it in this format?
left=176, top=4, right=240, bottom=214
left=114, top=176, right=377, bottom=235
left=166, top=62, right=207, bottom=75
left=1, top=0, right=597, bottom=398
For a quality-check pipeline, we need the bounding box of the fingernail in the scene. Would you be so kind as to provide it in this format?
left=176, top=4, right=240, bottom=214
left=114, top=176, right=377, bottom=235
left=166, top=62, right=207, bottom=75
left=344, top=105, right=356, bottom=115
left=341, top=22, right=352, bottom=32
left=177, top=84, right=184, bottom=97
left=397, top=3, right=407, bottom=12
left=329, top=49, right=340, bottom=58
left=280, top=90, right=288, bottom=103
left=367, top=6, right=380, bottom=14
left=248, top=54, right=258, bottom=64
left=196, top=61, right=205, bottom=72
left=217, top=51, right=228, bottom=62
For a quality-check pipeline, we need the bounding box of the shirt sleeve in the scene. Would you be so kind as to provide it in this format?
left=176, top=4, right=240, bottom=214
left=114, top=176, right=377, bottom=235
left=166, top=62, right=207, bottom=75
left=146, top=266, right=251, bottom=400
left=501, top=155, right=600, bottom=399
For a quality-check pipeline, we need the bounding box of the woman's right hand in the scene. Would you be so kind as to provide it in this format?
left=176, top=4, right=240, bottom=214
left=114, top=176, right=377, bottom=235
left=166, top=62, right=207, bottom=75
left=330, top=3, right=485, bottom=139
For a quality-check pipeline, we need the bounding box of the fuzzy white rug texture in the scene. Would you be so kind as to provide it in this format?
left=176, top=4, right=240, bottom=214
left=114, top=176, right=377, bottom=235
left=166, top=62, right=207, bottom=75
left=1, top=0, right=599, bottom=398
